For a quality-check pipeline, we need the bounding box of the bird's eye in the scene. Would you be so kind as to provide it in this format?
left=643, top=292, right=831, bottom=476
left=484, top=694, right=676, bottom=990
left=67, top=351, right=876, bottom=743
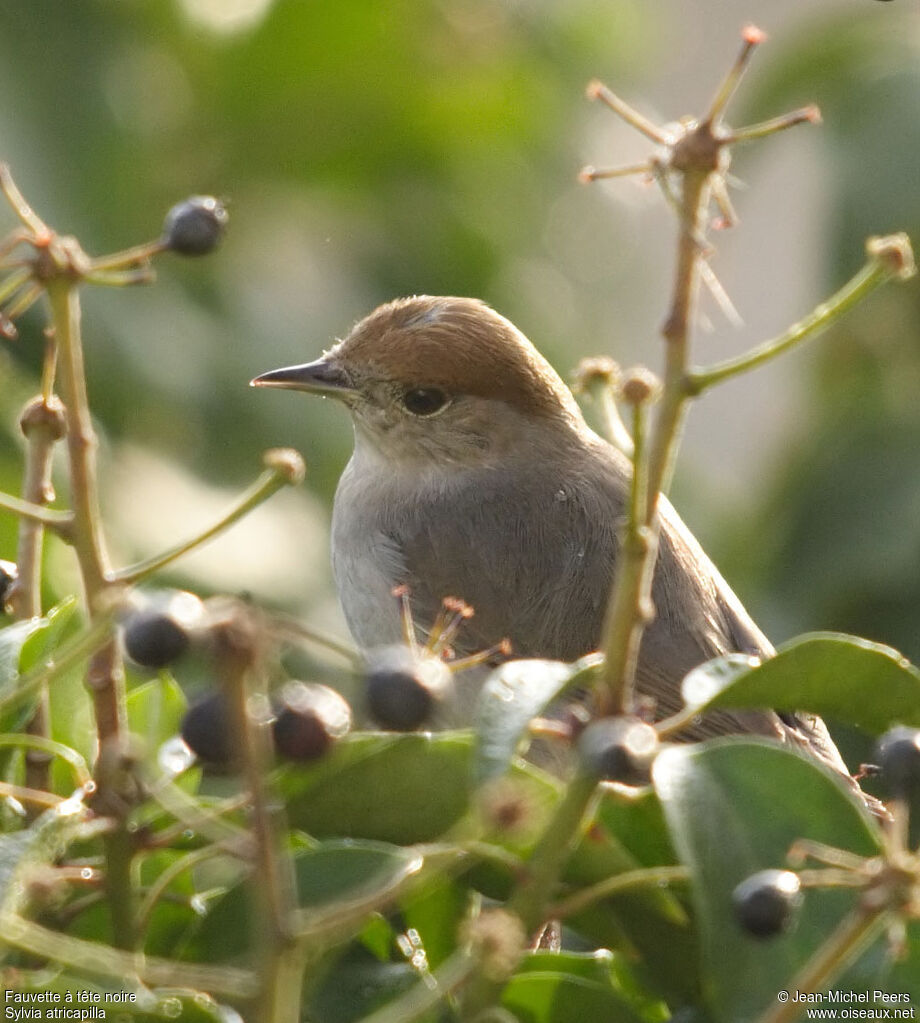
left=401, top=387, right=450, bottom=417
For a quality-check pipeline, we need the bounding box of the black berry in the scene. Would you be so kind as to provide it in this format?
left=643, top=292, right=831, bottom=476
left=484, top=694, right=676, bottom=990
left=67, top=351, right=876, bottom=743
left=0, top=560, right=17, bottom=608
left=123, top=610, right=190, bottom=668
left=577, top=716, right=659, bottom=785
left=162, top=196, right=228, bottom=256
left=732, top=869, right=802, bottom=939
left=874, top=726, right=920, bottom=800
left=122, top=591, right=204, bottom=668
left=365, top=645, right=451, bottom=731
left=272, top=682, right=352, bottom=762
left=180, top=692, right=233, bottom=766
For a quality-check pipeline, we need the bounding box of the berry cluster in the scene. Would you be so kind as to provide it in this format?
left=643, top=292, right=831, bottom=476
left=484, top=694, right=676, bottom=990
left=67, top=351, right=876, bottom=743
left=118, top=591, right=463, bottom=771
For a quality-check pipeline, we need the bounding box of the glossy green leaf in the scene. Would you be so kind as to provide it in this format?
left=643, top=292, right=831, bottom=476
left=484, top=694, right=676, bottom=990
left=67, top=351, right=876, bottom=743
left=305, top=946, right=425, bottom=1023
left=0, top=596, right=81, bottom=732
left=653, top=738, right=884, bottom=1022
left=18, top=596, right=80, bottom=673
left=127, top=674, right=188, bottom=753
left=282, top=731, right=477, bottom=843
left=358, top=912, right=395, bottom=962
left=0, top=618, right=48, bottom=733
left=47, top=659, right=96, bottom=784
left=282, top=730, right=696, bottom=1004
left=679, top=654, right=763, bottom=709
left=297, top=840, right=424, bottom=908
left=0, top=620, right=44, bottom=686
left=401, top=875, right=469, bottom=970
left=136, top=847, right=200, bottom=959
left=474, top=655, right=601, bottom=786
left=183, top=839, right=427, bottom=962
left=701, top=633, right=920, bottom=733
left=502, top=950, right=645, bottom=1023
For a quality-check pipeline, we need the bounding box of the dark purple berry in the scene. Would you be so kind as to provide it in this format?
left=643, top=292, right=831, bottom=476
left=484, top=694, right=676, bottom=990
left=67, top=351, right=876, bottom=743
left=0, top=560, right=17, bottom=608
left=577, top=716, right=659, bottom=785
left=124, top=610, right=190, bottom=668
left=272, top=682, right=352, bottom=762
left=365, top=645, right=452, bottom=731
left=162, top=196, right=227, bottom=256
left=180, top=692, right=233, bottom=766
left=874, top=726, right=920, bottom=800
left=732, top=869, right=802, bottom=939
left=122, top=591, right=203, bottom=668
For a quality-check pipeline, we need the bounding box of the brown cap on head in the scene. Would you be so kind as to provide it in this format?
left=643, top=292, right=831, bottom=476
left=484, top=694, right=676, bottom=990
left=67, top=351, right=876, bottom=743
left=337, top=296, right=580, bottom=420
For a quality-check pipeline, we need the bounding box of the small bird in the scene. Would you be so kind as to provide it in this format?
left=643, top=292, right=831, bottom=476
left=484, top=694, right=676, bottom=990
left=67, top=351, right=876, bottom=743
left=252, top=296, right=847, bottom=775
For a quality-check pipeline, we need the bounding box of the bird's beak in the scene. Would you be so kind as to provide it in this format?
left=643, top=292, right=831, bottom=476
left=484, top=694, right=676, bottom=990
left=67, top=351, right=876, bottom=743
left=250, top=357, right=355, bottom=398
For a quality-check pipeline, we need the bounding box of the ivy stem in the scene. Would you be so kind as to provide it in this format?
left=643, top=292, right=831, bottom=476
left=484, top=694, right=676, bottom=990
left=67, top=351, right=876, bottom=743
left=45, top=277, right=136, bottom=951
left=687, top=235, right=916, bottom=395
left=597, top=377, right=659, bottom=714
left=0, top=491, right=73, bottom=533
left=598, top=167, right=711, bottom=713
left=460, top=774, right=600, bottom=1018
left=550, top=864, right=689, bottom=919
left=45, top=280, right=126, bottom=741
left=114, top=451, right=304, bottom=585
left=215, top=606, right=301, bottom=1023
left=756, top=907, right=889, bottom=1023
left=9, top=389, right=66, bottom=803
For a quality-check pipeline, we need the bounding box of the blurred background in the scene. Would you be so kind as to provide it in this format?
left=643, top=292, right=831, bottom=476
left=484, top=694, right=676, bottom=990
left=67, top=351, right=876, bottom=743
left=0, top=0, right=917, bottom=673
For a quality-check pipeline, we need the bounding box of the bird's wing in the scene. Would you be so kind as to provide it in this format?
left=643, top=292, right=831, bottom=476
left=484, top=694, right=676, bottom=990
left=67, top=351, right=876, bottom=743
left=655, top=495, right=852, bottom=775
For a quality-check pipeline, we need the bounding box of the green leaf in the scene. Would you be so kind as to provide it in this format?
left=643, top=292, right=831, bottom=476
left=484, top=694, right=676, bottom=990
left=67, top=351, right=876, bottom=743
left=305, top=946, right=425, bottom=1023
left=282, top=731, right=696, bottom=1004
left=503, top=950, right=645, bottom=1023
left=358, top=912, right=395, bottom=962
left=127, top=674, right=188, bottom=753
left=182, top=839, right=428, bottom=962
left=18, top=596, right=80, bottom=673
left=653, top=738, right=884, bottom=1022
left=474, top=655, right=601, bottom=786
left=700, top=633, right=920, bottom=733
left=0, top=598, right=87, bottom=787
left=401, top=875, right=468, bottom=970
left=282, top=731, right=477, bottom=843
left=0, top=618, right=48, bottom=732
left=297, top=840, right=424, bottom=909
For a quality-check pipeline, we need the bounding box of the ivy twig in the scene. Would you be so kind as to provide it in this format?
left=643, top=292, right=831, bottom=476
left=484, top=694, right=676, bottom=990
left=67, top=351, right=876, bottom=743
left=214, top=604, right=301, bottom=1023
left=9, top=390, right=67, bottom=802
left=597, top=370, right=659, bottom=713
left=687, top=235, right=916, bottom=395
left=460, top=773, right=601, bottom=1017
left=756, top=907, right=889, bottom=1023
left=114, top=449, right=306, bottom=584
left=550, top=864, right=689, bottom=919
left=0, top=490, right=73, bottom=533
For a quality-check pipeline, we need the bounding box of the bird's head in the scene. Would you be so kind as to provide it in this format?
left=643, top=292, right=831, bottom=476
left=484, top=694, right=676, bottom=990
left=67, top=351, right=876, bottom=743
left=251, top=296, right=586, bottom=466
